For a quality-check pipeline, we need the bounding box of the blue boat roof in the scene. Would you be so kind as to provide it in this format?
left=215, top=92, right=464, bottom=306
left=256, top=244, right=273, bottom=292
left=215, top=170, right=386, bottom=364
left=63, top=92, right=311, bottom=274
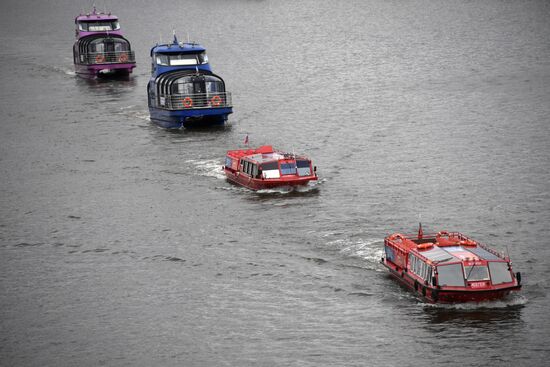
left=151, top=42, right=206, bottom=55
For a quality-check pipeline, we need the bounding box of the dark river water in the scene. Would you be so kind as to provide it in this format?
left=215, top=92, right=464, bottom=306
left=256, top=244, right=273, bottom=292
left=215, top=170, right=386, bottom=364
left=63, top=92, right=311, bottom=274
left=1, top=0, right=550, bottom=366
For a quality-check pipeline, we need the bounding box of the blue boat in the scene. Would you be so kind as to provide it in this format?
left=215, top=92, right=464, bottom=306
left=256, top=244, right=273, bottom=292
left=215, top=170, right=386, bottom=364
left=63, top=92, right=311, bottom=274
left=147, top=35, right=233, bottom=128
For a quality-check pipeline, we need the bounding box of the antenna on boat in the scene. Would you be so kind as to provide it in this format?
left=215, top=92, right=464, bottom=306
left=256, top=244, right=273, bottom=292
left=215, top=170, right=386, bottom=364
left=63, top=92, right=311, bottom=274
left=172, top=29, right=178, bottom=45
left=187, top=32, right=190, bottom=44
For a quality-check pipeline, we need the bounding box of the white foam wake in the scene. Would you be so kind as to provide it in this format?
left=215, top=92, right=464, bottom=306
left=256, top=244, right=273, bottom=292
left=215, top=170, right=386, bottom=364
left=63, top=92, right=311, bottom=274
left=186, top=159, right=226, bottom=180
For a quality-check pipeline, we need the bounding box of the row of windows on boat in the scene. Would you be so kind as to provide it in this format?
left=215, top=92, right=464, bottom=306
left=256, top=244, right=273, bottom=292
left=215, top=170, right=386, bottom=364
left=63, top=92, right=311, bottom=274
left=148, top=72, right=227, bottom=109
left=153, top=52, right=208, bottom=67
left=386, top=247, right=514, bottom=286
left=76, top=20, right=120, bottom=32
left=73, top=36, right=133, bottom=64
left=227, top=158, right=312, bottom=178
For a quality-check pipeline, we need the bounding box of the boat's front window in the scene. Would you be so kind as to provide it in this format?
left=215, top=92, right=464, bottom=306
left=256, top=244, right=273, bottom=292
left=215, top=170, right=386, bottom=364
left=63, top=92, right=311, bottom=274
left=296, top=160, right=311, bottom=176
left=156, top=52, right=208, bottom=66
left=280, top=163, right=297, bottom=175
left=78, top=21, right=120, bottom=31
left=205, top=76, right=224, bottom=93
left=488, top=262, right=513, bottom=284
left=261, top=161, right=280, bottom=179
left=437, top=264, right=465, bottom=287
left=464, top=265, right=490, bottom=281
left=89, top=38, right=130, bottom=53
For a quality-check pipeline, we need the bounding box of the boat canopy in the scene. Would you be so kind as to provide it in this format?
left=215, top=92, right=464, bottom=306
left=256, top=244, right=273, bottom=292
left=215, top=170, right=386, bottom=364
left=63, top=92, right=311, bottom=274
left=75, top=34, right=132, bottom=55
left=153, top=70, right=226, bottom=97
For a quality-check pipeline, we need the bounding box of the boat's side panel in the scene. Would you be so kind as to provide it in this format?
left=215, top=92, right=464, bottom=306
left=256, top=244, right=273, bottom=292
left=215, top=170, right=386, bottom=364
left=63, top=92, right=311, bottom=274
left=224, top=168, right=317, bottom=190
left=75, top=62, right=136, bottom=77
left=382, top=259, right=520, bottom=303
left=149, top=107, right=232, bottom=129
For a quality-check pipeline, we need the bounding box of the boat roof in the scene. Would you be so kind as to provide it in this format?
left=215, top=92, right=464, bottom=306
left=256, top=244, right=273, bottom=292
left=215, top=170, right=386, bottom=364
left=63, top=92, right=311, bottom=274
left=226, top=146, right=309, bottom=164
left=75, top=8, right=118, bottom=22
left=387, top=232, right=506, bottom=265
left=152, top=42, right=206, bottom=55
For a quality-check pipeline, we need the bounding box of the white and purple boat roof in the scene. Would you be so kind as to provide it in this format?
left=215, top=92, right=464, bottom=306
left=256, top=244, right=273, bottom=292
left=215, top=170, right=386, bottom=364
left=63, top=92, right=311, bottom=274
left=75, top=6, right=123, bottom=38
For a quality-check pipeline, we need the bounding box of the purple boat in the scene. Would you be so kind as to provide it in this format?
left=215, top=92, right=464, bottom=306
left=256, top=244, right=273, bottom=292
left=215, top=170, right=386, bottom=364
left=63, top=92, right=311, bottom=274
left=72, top=6, right=136, bottom=78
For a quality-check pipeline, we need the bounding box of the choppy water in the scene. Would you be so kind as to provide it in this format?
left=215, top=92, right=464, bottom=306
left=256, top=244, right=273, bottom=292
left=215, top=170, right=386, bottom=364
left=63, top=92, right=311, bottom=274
left=1, top=0, right=549, bottom=366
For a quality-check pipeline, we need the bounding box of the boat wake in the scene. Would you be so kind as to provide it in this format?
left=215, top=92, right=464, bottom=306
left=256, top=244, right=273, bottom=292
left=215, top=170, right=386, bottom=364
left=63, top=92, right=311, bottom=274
left=422, top=294, right=528, bottom=310
left=256, top=180, right=321, bottom=195
left=186, top=159, right=226, bottom=180
left=327, top=237, right=385, bottom=270
left=118, top=106, right=151, bottom=121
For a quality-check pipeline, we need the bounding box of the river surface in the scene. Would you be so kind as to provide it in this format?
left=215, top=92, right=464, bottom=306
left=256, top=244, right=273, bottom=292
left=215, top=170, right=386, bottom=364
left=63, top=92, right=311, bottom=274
left=1, top=0, right=549, bottom=366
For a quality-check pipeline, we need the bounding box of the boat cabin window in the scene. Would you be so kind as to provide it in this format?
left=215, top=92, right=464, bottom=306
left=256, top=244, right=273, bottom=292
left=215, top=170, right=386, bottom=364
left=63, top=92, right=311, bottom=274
left=280, top=163, right=297, bottom=175
left=172, top=75, right=225, bottom=96
left=488, top=262, right=513, bottom=284
left=241, top=161, right=258, bottom=177
left=78, top=20, right=120, bottom=32
left=156, top=52, right=208, bottom=66
left=260, top=161, right=280, bottom=179
left=296, top=160, right=311, bottom=176
left=464, top=265, right=490, bottom=281
left=225, top=157, right=232, bottom=168
left=409, top=254, right=432, bottom=282
left=437, top=264, right=465, bottom=287
left=89, top=38, right=130, bottom=53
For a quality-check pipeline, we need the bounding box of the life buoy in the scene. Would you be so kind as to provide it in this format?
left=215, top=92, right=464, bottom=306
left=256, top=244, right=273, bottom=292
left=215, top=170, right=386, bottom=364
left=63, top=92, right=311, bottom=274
left=389, top=233, right=404, bottom=241
left=95, top=54, right=106, bottom=63
left=436, top=231, right=449, bottom=237
left=417, top=243, right=433, bottom=250
left=211, top=95, right=222, bottom=107
left=182, top=97, right=193, bottom=108
left=459, top=239, right=476, bottom=246
left=118, top=53, right=128, bottom=63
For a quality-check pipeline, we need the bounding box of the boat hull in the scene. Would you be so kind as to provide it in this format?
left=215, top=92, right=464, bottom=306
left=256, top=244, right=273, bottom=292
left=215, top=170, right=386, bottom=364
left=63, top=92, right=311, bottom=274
left=75, top=63, right=136, bottom=78
left=149, top=107, right=233, bottom=129
left=382, top=259, right=521, bottom=304
left=224, top=168, right=317, bottom=191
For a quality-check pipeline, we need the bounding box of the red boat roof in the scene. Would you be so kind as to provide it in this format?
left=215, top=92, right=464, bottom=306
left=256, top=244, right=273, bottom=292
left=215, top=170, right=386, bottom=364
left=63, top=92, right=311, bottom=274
left=386, top=231, right=506, bottom=264
left=226, top=146, right=309, bottom=164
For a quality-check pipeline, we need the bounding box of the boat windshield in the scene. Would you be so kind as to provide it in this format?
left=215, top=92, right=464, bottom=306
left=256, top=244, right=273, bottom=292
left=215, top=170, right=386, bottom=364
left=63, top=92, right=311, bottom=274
left=488, top=262, right=513, bottom=284
left=437, top=264, right=465, bottom=287
left=261, top=161, right=280, bottom=179
left=296, top=160, right=311, bottom=176
left=464, top=265, right=490, bottom=281
left=156, top=52, right=208, bottom=66
left=78, top=21, right=120, bottom=31
left=280, top=163, right=297, bottom=175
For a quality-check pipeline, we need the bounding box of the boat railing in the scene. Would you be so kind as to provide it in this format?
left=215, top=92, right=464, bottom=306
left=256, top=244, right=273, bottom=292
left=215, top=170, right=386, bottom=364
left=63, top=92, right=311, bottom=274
left=389, top=232, right=508, bottom=261
left=162, top=92, right=233, bottom=110
left=85, top=51, right=136, bottom=64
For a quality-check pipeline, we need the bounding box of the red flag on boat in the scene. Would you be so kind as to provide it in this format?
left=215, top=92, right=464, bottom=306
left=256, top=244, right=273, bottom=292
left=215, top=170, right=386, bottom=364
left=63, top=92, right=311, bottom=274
left=418, top=222, right=423, bottom=239
left=244, top=134, right=249, bottom=145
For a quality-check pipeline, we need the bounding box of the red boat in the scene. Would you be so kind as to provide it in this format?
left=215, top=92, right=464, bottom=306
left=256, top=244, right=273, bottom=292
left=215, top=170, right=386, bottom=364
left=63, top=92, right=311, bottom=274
left=223, top=145, right=318, bottom=190
left=382, top=226, right=522, bottom=303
